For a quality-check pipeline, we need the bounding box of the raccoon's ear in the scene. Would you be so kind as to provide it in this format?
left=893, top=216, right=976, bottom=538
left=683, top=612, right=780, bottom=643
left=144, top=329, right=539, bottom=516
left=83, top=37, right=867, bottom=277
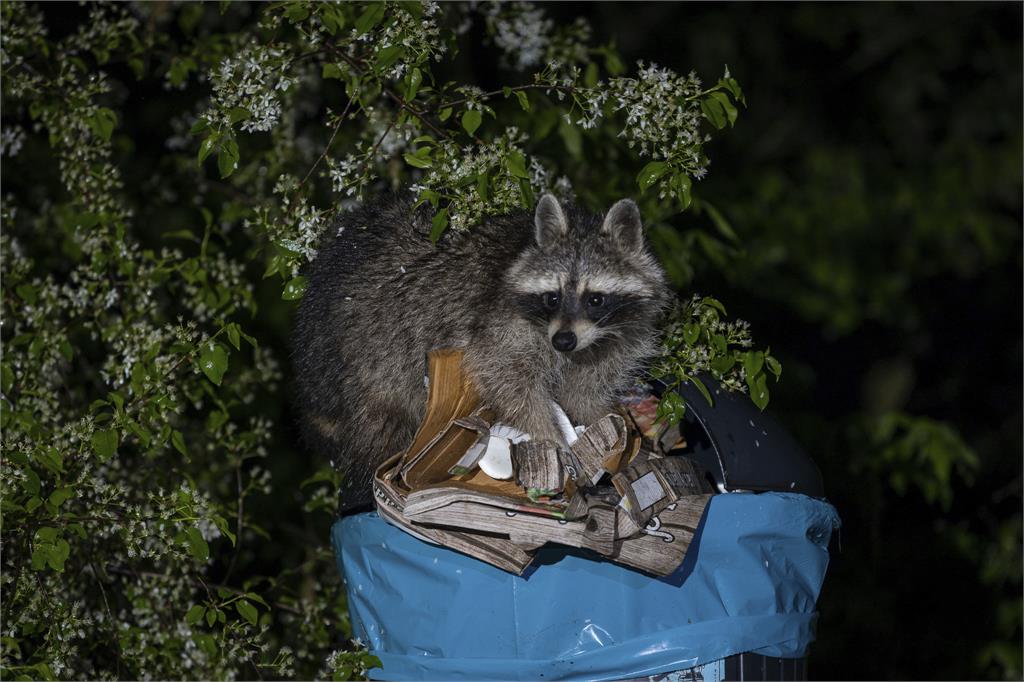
left=534, top=194, right=569, bottom=250
left=601, top=198, right=643, bottom=252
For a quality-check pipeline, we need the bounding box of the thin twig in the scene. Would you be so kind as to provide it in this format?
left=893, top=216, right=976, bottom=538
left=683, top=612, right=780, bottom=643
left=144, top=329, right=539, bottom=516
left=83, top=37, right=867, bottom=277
left=332, top=50, right=459, bottom=143
left=381, top=84, right=461, bottom=143
left=435, top=82, right=575, bottom=111
left=223, top=460, right=245, bottom=583
left=297, top=97, right=355, bottom=190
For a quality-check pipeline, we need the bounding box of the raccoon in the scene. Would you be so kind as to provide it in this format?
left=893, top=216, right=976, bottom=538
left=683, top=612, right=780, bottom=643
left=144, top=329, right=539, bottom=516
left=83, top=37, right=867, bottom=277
left=292, top=193, right=671, bottom=511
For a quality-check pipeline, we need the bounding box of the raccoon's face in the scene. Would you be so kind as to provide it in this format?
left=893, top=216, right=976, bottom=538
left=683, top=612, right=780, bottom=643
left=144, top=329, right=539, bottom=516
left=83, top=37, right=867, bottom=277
left=505, top=194, right=670, bottom=356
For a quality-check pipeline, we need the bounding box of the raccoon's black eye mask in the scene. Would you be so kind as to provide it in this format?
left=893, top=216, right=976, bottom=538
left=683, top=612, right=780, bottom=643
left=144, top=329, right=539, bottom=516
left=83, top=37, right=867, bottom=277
left=512, top=290, right=651, bottom=325
left=590, top=295, right=652, bottom=327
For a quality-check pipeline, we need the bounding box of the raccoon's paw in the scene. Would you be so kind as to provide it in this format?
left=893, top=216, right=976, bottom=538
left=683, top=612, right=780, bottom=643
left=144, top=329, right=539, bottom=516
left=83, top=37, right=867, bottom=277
left=514, top=412, right=568, bottom=449
left=560, top=397, right=618, bottom=430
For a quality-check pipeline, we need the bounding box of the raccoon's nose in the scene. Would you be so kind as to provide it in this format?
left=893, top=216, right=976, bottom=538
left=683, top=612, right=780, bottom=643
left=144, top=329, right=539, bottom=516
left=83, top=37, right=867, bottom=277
left=552, top=331, right=577, bottom=352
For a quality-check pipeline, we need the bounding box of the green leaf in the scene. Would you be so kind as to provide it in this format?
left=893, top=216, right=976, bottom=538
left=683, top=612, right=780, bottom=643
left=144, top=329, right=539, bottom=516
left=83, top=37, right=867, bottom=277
left=205, top=608, right=217, bottom=627
left=44, top=539, right=70, bottom=572
left=701, top=296, right=727, bottom=315
left=126, top=419, right=152, bottom=448
left=604, top=49, right=625, bottom=76
left=429, top=209, right=449, bottom=244
left=245, top=592, right=270, bottom=609
left=235, top=600, right=258, bottom=626
left=515, top=90, right=530, bottom=112
left=31, top=545, right=49, bottom=571
left=355, top=2, right=386, bottom=33
left=748, top=372, right=769, bottom=410
left=709, top=91, right=738, bottom=126
left=226, top=107, right=251, bottom=125
left=88, top=107, right=117, bottom=141
left=185, top=526, right=210, bottom=562
left=284, top=2, right=310, bottom=22
left=765, top=355, right=782, bottom=380
left=506, top=150, right=528, bottom=179
left=438, top=107, right=452, bottom=121
left=199, top=342, right=229, bottom=386
left=414, top=188, right=440, bottom=209
left=700, top=96, right=727, bottom=129
left=225, top=324, right=241, bottom=350
left=35, top=526, right=60, bottom=543
left=37, top=447, right=64, bottom=474
left=719, top=74, right=745, bottom=105
left=171, top=429, right=188, bottom=457
left=128, top=56, right=145, bottom=79
left=710, top=354, right=736, bottom=374
left=410, top=135, right=437, bottom=147
left=207, top=410, right=229, bottom=432
left=212, top=514, right=236, bottom=545
left=702, top=200, right=738, bottom=242
left=16, top=283, right=37, bottom=304
left=518, top=177, right=535, bottom=209
left=91, top=429, right=119, bottom=462
left=655, top=391, right=687, bottom=427
left=672, top=174, right=693, bottom=210
left=397, top=0, right=422, bottom=18
left=476, top=171, right=489, bottom=201
left=319, top=5, right=345, bottom=34
left=2, top=364, right=14, bottom=393
left=682, top=322, right=701, bottom=346
left=20, top=467, right=40, bottom=496
left=322, top=63, right=344, bottom=80
left=743, top=350, right=765, bottom=378
left=461, top=109, right=482, bottom=136
left=558, top=117, right=582, bottom=158
left=282, top=276, right=307, bottom=301
left=217, top=137, right=239, bottom=179
left=47, top=487, right=73, bottom=508
left=198, top=134, right=217, bottom=165
left=405, top=67, right=422, bottom=100
left=636, top=161, right=669, bottom=193
left=186, top=604, right=205, bottom=625
left=688, top=375, right=714, bottom=407
left=375, top=45, right=404, bottom=71
left=402, top=152, right=432, bottom=169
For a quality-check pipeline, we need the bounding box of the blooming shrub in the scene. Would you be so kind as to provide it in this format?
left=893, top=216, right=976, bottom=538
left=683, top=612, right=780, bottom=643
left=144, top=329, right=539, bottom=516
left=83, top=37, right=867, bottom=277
left=1, top=2, right=752, bottom=679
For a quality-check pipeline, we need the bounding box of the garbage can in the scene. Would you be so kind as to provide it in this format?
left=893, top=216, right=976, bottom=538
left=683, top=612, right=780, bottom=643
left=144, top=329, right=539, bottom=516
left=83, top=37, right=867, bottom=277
left=332, top=379, right=839, bottom=680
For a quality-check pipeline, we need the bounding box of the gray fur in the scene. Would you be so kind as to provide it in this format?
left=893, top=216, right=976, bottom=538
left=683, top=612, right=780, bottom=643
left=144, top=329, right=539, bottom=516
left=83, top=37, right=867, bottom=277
left=292, top=193, right=671, bottom=510
left=601, top=198, right=643, bottom=252
left=534, top=194, right=569, bottom=249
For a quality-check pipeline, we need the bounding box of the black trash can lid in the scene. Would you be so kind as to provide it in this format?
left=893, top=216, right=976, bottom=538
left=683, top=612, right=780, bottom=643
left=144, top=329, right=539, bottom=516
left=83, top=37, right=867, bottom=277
left=662, top=376, right=825, bottom=497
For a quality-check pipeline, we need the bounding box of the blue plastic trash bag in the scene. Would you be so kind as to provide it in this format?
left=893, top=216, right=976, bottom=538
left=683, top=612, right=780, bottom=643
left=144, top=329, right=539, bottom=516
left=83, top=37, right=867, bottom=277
left=333, top=491, right=840, bottom=681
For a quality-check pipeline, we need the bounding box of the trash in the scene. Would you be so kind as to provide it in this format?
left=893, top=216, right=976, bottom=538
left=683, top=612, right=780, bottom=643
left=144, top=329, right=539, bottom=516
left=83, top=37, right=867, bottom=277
left=514, top=440, right=563, bottom=498
left=478, top=436, right=514, bottom=480
left=372, top=349, right=714, bottom=576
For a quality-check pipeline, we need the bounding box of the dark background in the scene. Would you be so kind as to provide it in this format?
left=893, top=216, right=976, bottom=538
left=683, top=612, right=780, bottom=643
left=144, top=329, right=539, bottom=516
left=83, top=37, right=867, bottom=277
left=540, top=4, right=1022, bottom=679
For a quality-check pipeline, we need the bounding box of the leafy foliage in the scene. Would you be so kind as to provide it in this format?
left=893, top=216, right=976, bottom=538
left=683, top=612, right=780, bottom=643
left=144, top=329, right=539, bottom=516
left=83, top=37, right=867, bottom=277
left=651, top=295, right=780, bottom=425
left=0, top=2, right=750, bottom=679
